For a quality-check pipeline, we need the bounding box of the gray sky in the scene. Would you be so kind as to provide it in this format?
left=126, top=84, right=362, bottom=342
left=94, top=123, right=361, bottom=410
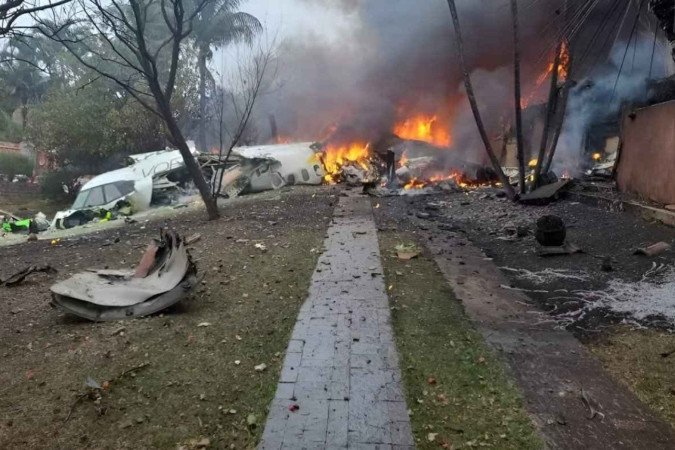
left=213, top=0, right=359, bottom=86
left=239, top=0, right=354, bottom=45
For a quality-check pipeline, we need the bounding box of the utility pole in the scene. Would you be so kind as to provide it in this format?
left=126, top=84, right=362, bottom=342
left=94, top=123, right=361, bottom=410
left=446, top=0, right=517, bottom=200
left=511, top=0, right=526, bottom=194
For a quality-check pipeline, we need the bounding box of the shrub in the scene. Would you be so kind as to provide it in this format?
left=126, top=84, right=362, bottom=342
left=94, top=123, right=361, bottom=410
left=40, top=170, right=82, bottom=201
left=0, top=152, right=33, bottom=180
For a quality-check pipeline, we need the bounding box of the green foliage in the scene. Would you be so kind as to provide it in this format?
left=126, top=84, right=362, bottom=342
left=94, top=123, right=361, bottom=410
left=0, top=110, right=23, bottom=142
left=40, top=169, right=81, bottom=201
left=27, top=80, right=166, bottom=172
left=0, top=152, right=33, bottom=179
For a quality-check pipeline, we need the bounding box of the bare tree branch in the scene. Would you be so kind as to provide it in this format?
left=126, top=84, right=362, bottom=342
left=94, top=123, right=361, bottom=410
left=0, top=0, right=72, bottom=37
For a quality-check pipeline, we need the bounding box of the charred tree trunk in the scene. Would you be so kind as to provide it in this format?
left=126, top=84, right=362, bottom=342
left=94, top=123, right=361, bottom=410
left=543, top=45, right=574, bottom=175
left=533, top=41, right=562, bottom=187
left=511, top=0, right=526, bottom=194
left=197, top=45, right=209, bottom=153
left=543, top=77, right=572, bottom=174
left=446, top=0, right=517, bottom=200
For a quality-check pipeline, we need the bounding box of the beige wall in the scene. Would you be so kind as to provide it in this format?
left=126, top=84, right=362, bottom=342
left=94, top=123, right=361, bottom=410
left=617, top=100, right=675, bottom=206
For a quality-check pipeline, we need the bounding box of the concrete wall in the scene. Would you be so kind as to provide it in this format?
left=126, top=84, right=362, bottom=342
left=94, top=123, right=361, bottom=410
left=617, top=100, right=675, bottom=206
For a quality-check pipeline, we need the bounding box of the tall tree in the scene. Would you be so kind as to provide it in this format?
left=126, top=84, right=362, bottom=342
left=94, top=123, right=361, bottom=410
left=27, top=80, right=166, bottom=172
left=37, top=0, right=223, bottom=220
left=191, top=0, right=261, bottom=152
left=446, top=0, right=516, bottom=200
left=0, top=35, right=51, bottom=129
left=0, top=0, right=72, bottom=37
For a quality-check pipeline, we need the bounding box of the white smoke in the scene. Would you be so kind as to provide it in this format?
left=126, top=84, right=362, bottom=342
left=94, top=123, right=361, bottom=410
left=555, top=34, right=671, bottom=174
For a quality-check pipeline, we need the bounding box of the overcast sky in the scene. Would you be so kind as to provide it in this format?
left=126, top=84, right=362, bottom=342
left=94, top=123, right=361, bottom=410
left=239, top=0, right=354, bottom=44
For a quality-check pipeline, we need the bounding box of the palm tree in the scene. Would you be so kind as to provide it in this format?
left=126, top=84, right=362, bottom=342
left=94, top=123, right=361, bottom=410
left=0, top=35, right=51, bottom=130
left=191, top=0, right=261, bottom=152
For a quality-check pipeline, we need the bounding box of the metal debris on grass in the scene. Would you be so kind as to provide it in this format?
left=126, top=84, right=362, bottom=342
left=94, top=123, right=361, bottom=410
left=395, top=243, right=421, bottom=260
left=50, top=229, right=198, bottom=321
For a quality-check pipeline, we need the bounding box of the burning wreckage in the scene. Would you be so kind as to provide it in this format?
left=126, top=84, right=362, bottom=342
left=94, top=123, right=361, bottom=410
left=1, top=136, right=504, bottom=239
left=205, top=137, right=499, bottom=197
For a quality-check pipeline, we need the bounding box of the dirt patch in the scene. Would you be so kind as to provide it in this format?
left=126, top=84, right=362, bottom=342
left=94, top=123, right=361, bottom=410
left=378, top=231, right=542, bottom=449
left=589, top=327, right=675, bottom=428
left=0, top=187, right=336, bottom=449
left=1, top=193, right=69, bottom=219
left=375, top=189, right=675, bottom=335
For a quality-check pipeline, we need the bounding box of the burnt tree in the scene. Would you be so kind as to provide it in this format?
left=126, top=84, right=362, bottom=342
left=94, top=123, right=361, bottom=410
left=532, top=41, right=562, bottom=188
left=38, top=0, right=220, bottom=220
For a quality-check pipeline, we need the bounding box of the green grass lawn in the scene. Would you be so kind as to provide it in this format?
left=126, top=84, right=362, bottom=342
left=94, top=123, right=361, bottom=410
left=379, top=231, right=543, bottom=449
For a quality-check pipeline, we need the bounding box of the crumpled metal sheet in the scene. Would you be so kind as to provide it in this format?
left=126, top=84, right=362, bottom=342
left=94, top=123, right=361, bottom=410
left=50, top=230, right=198, bottom=321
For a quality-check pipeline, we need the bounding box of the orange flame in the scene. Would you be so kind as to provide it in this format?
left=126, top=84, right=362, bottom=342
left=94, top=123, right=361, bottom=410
left=399, top=154, right=409, bottom=168
left=536, top=41, right=570, bottom=86
left=393, top=115, right=452, bottom=147
left=522, top=41, right=570, bottom=109
left=321, top=142, right=372, bottom=184
left=403, top=178, right=426, bottom=190
left=404, top=170, right=472, bottom=190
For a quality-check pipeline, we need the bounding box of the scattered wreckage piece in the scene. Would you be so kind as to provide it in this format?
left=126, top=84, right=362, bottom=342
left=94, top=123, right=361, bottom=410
left=1, top=265, right=57, bottom=287
left=1, top=210, right=52, bottom=235
left=634, top=241, right=672, bottom=257
left=395, top=243, right=421, bottom=260
left=520, top=179, right=572, bottom=205
left=538, top=242, right=583, bottom=257
left=50, top=230, right=198, bottom=321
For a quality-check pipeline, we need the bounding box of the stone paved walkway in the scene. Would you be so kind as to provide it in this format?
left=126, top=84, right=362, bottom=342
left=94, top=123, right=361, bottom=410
left=259, top=196, right=414, bottom=449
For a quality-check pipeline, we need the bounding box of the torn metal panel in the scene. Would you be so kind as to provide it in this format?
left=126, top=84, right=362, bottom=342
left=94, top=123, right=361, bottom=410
left=50, top=230, right=198, bottom=321
left=235, top=142, right=325, bottom=191
left=210, top=142, right=325, bottom=198
left=520, top=179, right=572, bottom=205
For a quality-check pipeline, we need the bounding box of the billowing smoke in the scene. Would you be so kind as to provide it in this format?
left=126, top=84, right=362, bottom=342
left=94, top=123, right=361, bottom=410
left=556, top=34, right=671, bottom=174
left=253, top=0, right=664, bottom=170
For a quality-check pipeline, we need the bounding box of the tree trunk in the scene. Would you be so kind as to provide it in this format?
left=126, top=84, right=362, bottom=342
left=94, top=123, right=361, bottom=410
left=532, top=41, right=562, bottom=188
left=511, top=0, right=526, bottom=194
left=543, top=78, right=572, bottom=174
left=156, top=90, right=220, bottom=220
left=446, top=0, right=517, bottom=200
left=197, top=45, right=208, bottom=153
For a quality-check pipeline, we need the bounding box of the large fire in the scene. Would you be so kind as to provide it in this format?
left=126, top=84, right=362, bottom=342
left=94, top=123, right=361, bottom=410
left=320, top=142, right=372, bottom=183
left=536, top=41, right=570, bottom=86
left=522, top=41, right=571, bottom=108
left=393, top=115, right=452, bottom=147
left=403, top=170, right=476, bottom=190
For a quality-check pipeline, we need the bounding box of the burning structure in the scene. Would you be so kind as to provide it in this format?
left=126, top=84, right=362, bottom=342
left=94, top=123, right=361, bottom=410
left=232, top=0, right=672, bottom=197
